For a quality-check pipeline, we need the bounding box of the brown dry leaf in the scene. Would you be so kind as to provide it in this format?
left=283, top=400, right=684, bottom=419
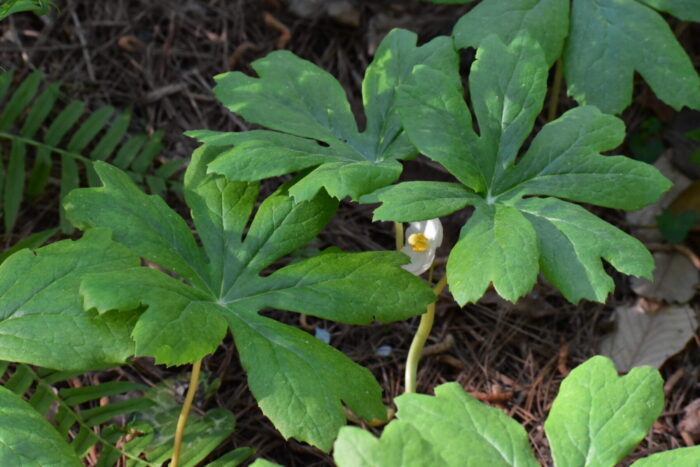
left=626, top=151, right=691, bottom=242
left=679, top=399, right=700, bottom=444
left=599, top=301, right=698, bottom=372
left=630, top=251, right=699, bottom=303
left=670, top=180, right=700, bottom=219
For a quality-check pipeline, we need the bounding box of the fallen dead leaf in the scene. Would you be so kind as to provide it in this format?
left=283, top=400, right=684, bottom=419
left=627, top=151, right=692, bottom=243
left=631, top=251, right=699, bottom=303
left=679, top=399, right=700, bottom=444
left=599, top=301, right=698, bottom=372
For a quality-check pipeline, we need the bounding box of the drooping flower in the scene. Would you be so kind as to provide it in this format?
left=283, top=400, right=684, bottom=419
left=401, top=219, right=443, bottom=276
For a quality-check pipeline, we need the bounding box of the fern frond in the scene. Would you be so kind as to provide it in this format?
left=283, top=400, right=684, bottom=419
left=0, top=69, right=184, bottom=235
left=0, top=362, right=241, bottom=466
left=0, top=361, right=156, bottom=465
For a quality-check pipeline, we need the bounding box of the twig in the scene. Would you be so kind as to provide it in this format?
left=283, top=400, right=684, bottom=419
left=263, top=12, right=291, bottom=50
left=470, top=390, right=514, bottom=404
left=70, top=10, right=95, bottom=81
left=423, top=333, right=455, bottom=357
left=557, top=338, right=569, bottom=377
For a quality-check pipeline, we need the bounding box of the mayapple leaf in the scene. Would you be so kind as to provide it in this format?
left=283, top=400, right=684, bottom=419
left=0, top=386, right=82, bottom=466
left=631, top=446, right=700, bottom=466
left=448, top=203, right=539, bottom=305
left=493, top=107, right=664, bottom=210
left=453, top=0, right=570, bottom=65
left=63, top=147, right=435, bottom=451
left=62, top=157, right=211, bottom=292
left=0, top=228, right=139, bottom=370
left=363, top=181, right=481, bottom=222
left=80, top=268, right=226, bottom=367
left=544, top=356, right=664, bottom=467
left=228, top=312, right=386, bottom=450
left=333, top=382, right=539, bottom=467
left=451, top=0, right=700, bottom=114
left=371, top=33, right=670, bottom=305
left=638, top=0, right=700, bottom=22
left=517, top=197, right=655, bottom=303
left=187, top=28, right=457, bottom=201
left=565, top=0, right=700, bottom=114
left=334, top=356, right=674, bottom=466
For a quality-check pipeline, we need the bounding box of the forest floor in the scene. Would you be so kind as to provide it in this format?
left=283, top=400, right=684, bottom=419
left=1, top=1, right=699, bottom=465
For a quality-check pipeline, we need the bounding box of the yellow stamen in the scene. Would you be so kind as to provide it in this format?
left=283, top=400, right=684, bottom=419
left=408, top=233, right=430, bottom=252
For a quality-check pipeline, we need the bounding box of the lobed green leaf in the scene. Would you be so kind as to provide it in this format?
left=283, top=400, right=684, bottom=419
left=0, top=228, right=139, bottom=370
left=189, top=28, right=457, bottom=201
left=0, top=386, right=82, bottom=466
left=361, top=181, right=481, bottom=222
left=375, top=34, right=671, bottom=305
left=631, top=446, right=700, bottom=466
left=565, top=0, right=700, bottom=114
left=545, top=356, right=664, bottom=467
left=334, top=382, right=539, bottom=466
left=61, top=145, right=435, bottom=450
left=453, top=0, right=569, bottom=65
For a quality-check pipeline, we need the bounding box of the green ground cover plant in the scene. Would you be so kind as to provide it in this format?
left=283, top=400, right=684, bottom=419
left=1, top=1, right=699, bottom=465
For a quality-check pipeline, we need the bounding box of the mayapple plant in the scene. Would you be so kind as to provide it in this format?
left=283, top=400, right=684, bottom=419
left=364, top=32, right=673, bottom=306
left=333, top=357, right=700, bottom=466
left=0, top=143, right=436, bottom=458
left=187, top=29, right=454, bottom=202
left=197, top=29, right=672, bottom=307
left=0, top=3, right=697, bottom=464
left=426, top=0, right=700, bottom=115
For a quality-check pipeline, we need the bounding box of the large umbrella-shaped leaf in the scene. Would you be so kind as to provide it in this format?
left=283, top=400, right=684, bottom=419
left=187, top=28, right=457, bottom=201
left=364, top=34, right=670, bottom=305
left=450, top=0, right=700, bottom=114
left=62, top=146, right=435, bottom=451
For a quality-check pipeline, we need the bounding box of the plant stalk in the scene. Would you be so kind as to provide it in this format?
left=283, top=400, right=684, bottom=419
left=547, top=59, right=563, bottom=122
left=404, top=275, right=448, bottom=394
left=394, top=221, right=404, bottom=251
left=171, top=359, right=202, bottom=467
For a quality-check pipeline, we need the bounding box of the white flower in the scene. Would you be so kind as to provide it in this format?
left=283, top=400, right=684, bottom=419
left=400, top=219, right=443, bottom=275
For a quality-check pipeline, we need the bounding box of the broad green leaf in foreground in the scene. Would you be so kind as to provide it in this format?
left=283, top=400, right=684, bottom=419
left=186, top=28, right=457, bottom=201
left=333, top=382, right=539, bottom=467
left=631, top=446, right=700, bottom=466
left=451, top=0, right=700, bottom=114
left=0, top=228, right=139, bottom=370
left=333, top=356, right=673, bottom=466
left=0, top=386, right=82, bottom=466
left=365, top=34, right=671, bottom=305
left=62, top=148, right=435, bottom=451
left=545, top=356, right=664, bottom=467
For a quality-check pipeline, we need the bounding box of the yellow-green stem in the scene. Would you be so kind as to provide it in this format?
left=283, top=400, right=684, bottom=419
left=404, top=275, right=448, bottom=394
left=171, top=359, right=202, bottom=467
left=394, top=222, right=404, bottom=251
left=547, top=59, right=563, bottom=122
